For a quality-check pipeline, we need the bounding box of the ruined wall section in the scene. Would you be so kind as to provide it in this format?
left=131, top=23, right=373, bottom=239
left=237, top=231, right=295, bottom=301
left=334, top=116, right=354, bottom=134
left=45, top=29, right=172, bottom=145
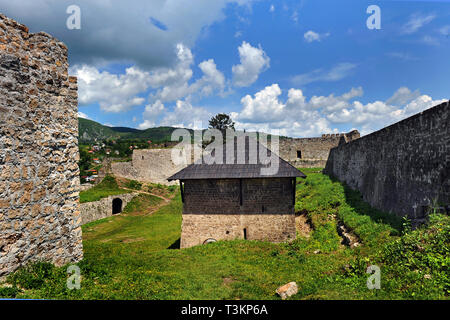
left=275, top=130, right=360, bottom=168
left=324, top=101, right=449, bottom=220
left=112, top=148, right=191, bottom=185
left=79, top=193, right=137, bottom=225
left=0, top=15, right=83, bottom=276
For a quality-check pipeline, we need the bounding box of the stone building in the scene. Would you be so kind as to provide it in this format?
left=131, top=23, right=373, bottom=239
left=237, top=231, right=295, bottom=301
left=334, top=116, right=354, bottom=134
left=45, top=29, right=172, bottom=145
left=0, top=14, right=83, bottom=276
left=168, top=137, right=306, bottom=248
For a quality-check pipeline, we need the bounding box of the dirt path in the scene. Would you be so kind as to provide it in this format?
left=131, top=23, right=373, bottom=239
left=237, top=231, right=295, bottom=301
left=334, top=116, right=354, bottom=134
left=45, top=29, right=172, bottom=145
left=120, top=187, right=171, bottom=203
left=295, top=213, right=312, bottom=238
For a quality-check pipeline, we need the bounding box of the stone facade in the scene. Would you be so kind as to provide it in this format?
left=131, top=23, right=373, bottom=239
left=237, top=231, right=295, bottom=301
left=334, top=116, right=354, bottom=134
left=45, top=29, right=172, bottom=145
left=0, top=15, right=83, bottom=276
left=112, top=148, right=191, bottom=185
left=180, top=178, right=296, bottom=248
left=324, top=101, right=449, bottom=220
left=79, top=193, right=138, bottom=225
left=274, top=130, right=360, bottom=168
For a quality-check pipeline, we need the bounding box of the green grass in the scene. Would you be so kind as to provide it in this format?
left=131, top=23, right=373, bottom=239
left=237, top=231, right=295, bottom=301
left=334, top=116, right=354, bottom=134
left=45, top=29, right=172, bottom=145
left=2, top=169, right=448, bottom=300
left=124, top=179, right=142, bottom=191
left=80, top=175, right=132, bottom=203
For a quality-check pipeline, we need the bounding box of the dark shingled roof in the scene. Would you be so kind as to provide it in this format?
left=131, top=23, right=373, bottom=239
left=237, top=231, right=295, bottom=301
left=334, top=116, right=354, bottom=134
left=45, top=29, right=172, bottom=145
left=168, top=137, right=306, bottom=181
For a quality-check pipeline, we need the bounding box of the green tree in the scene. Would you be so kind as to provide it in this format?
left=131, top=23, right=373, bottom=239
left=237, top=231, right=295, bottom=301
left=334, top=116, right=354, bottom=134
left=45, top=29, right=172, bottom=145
left=208, top=113, right=235, bottom=131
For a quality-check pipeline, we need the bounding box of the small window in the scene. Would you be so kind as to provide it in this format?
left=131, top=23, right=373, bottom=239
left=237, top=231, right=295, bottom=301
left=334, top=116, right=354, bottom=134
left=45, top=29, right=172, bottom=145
left=297, top=150, right=302, bottom=159
left=141, top=156, right=144, bottom=160
left=243, top=228, right=247, bottom=240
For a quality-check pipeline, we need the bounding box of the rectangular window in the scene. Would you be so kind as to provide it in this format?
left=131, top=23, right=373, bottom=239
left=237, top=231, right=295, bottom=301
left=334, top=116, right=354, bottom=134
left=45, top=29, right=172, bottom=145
left=297, top=150, right=302, bottom=159
left=243, top=228, right=247, bottom=240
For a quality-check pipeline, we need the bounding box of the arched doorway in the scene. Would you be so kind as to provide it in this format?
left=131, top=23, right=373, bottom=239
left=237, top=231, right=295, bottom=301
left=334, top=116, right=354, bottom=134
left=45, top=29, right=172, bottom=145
left=112, top=198, right=123, bottom=215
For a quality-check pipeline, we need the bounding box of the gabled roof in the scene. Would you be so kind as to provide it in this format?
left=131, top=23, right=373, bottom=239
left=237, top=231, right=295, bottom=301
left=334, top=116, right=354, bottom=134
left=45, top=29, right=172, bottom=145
left=168, top=136, right=306, bottom=181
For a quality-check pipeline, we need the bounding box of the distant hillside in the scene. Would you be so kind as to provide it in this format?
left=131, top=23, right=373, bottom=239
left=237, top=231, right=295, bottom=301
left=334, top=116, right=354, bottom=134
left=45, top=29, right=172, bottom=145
left=78, top=118, right=183, bottom=143
left=78, top=118, right=284, bottom=143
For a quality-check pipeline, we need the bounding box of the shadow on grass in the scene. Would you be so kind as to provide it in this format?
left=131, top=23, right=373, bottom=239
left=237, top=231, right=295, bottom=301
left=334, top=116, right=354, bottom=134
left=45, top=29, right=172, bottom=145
left=168, top=238, right=180, bottom=249
left=327, top=174, right=403, bottom=234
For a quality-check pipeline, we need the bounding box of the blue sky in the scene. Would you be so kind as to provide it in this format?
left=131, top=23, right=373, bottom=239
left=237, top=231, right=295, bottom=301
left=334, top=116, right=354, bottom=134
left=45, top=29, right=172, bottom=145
left=1, top=0, right=449, bottom=137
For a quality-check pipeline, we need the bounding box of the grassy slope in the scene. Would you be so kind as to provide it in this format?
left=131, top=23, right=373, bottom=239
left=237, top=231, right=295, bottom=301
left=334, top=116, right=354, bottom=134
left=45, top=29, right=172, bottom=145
left=79, top=176, right=132, bottom=203
left=1, top=170, right=448, bottom=300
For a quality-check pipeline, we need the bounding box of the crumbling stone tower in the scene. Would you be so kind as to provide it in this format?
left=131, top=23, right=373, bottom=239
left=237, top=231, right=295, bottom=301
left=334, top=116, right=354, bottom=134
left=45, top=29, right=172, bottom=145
left=0, top=14, right=83, bottom=276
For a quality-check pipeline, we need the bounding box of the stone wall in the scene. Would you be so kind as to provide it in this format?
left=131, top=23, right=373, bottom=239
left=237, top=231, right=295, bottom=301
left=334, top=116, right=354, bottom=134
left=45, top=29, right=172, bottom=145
left=271, top=130, right=360, bottom=168
left=180, top=178, right=296, bottom=248
left=112, top=148, right=190, bottom=185
left=79, top=193, right=137, bottom=225
left=0, top=14, right=83, bottom=276
left=324, top=101, right=449, bottom=220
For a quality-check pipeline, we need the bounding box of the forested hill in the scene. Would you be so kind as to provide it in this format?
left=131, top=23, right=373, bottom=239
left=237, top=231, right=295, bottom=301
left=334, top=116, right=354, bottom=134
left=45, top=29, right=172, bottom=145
left=78, top=118, right=284, bottom=143
left=78, top=118, right=186, bottom=143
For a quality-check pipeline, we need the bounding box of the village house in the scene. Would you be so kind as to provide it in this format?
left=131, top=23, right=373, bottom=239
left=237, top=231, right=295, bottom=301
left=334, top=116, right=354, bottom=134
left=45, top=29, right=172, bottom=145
left=168, top=137, right=306, bottom=248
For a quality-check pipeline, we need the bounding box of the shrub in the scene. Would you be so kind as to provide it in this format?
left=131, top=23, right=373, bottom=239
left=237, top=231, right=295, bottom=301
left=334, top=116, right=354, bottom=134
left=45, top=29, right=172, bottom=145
left=8, top=262, right=55, bottom=290
left=0, top=286, right=20, bottom=298
left=125, top=180, right=142, bottom=190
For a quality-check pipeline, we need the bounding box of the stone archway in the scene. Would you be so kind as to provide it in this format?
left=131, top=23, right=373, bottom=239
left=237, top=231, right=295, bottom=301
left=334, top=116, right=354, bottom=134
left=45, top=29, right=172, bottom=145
left=112, top=198, right=123, bottom=215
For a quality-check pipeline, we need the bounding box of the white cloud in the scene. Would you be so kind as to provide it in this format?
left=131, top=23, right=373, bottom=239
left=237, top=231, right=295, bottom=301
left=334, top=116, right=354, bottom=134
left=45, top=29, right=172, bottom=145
left=386, top=87, right=420, bottom=106
left=326, top=91, right=446, bottom=135
left=0, top=0, right=255, bottom=69
left=401, top=13, right=435, bottom=34
left=269, top=4, right=275, bottom=12
left=232, top=41, right=270, bottom=87
left=231, top=84, right=444, bottom=137
left=77, top=111, right=90, bottom=119
left=72, top=65, right=150, bottom=113
left=160, top=100, right=212, bottom=129
left=421, top=35, right=440, bottom=46
left=309, top=87, right=363, bottom=113
left=237, top=84, right=286, bottom=123
left=73, top=43, right=227, bottom=113
left=440, top=25, right=450, bottom=36
left=304, top=30, right=330, bottom=43
left=139, top=100, right=166, bottom=129
left=291, top=62, right=357, bottom=86
left=139, top=98, right=211, bottom=130
left=150, top=44, right=226, bottom=102
left=386, top=52, right=418, bottom=61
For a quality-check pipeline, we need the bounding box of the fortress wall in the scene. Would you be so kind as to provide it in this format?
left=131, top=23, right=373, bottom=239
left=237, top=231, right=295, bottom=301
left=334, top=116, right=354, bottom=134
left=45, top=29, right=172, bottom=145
left=274, top=131, right=360, bottom=168
left=112, top=148, right=190, bottom=185
left=324, top=101, right=449, bottom=220
left=79, top=193, right=137, bottom=225
left=0, top=15, right=83, bottom=276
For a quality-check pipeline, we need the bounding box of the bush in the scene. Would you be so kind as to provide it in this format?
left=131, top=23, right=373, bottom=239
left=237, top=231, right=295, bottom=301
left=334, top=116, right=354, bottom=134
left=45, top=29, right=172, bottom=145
left=125, top=180, right=142, bottom=190
left=8, top=262, right=55, bottom=290
left=378, top=214, right=450, bottom=297
left=0, top=286, right=20, bottom=298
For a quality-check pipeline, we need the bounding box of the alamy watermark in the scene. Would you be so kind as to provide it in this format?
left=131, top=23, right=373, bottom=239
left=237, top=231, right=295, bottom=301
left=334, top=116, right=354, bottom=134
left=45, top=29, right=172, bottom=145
left=366, top=265, right=381, bottom=290
left=67, top=265, right=81, bottom=290
left=170, top=123, right=280, bottom=176
left=66, top=5, right=81, bottom=30
left=366, top=5, right=381, bottom=30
